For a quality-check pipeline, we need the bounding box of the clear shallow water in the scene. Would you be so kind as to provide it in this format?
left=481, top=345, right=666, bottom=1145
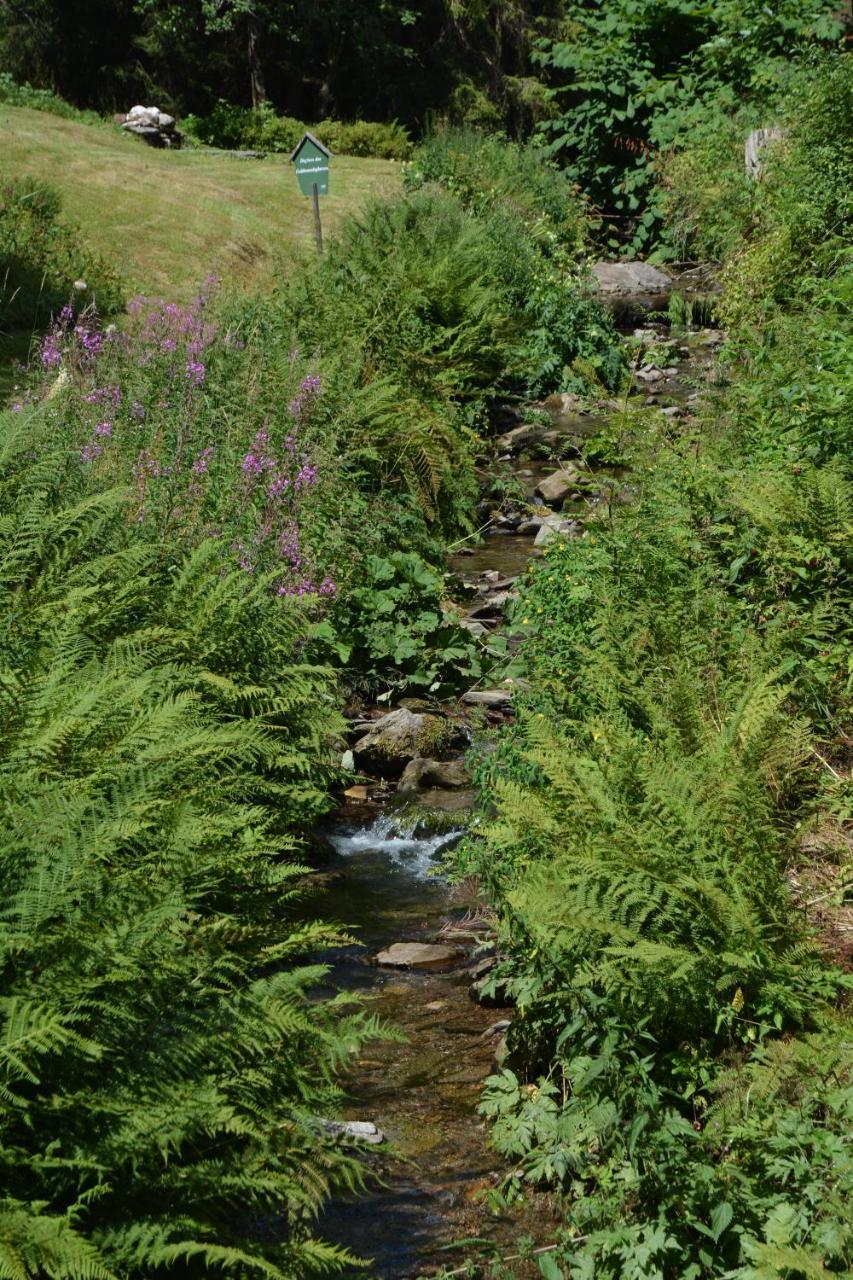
left=314, top=807, right=549, bottom=1278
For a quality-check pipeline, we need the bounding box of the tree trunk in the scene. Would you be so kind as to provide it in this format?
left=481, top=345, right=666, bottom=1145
left=247, top=8, right=267, bottom=107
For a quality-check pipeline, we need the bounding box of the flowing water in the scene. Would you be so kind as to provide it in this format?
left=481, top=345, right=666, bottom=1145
left=315, top=809, right=550, bottom=1279
left=313, top=302, right=717, bottom=1278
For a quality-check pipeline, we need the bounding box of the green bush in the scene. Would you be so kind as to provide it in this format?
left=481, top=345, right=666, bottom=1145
left=453, top=48, right=853, bottom=1280
left=0, top=405, right=387, bottom=1277
left=314, top=118, right=412, bottom=160
left=534, top=0, right=845, bottom=255
left=0, top=177, right=124, bottom=329
left=183, top=100, right=412, bottom=160
left=0, top=72, right=103, bottom=126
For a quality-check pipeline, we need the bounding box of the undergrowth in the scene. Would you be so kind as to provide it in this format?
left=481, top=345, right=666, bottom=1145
left=453, top=53, right=853, bottom=1280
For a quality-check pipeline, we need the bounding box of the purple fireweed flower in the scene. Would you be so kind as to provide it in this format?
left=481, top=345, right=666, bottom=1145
left=162, top=338, right=177, bottom=352
left=60, top=304, right=74, bottom=322
left=295, top=463, right=318, bottom=491
left=11, top=402, right=22, bottom=413
left=185, top=358, right=205, bottom=386
left=80, top=444, right=103, bottom=463
left=288, top=346, right=300, bottom=363
left=267, top=472, right=289, bottom=500
left=192, top=446, right=215, bottom=476
left=94, top=421, right=113, bottom=437
left=78, top=328, right=103, bottom=356
left=288, top=371, right=321, bottom=421
left=131, top=400, right=145, bottom=421
left=241, top=452, right=266, bottom=476
left=319, top=576, right=337, bottom=598
left=40, top=333, right=61, bottom=368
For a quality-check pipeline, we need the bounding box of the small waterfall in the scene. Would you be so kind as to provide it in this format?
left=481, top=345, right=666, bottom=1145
left=326, top=811, right=464, bottom=877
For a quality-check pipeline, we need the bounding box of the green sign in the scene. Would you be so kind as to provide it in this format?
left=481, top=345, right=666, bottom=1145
left=291, top=132, right=331, bottom=197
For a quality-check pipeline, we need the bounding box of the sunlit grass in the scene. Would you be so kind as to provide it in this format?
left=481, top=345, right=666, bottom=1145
left=1, top=105, right=401, bottom=300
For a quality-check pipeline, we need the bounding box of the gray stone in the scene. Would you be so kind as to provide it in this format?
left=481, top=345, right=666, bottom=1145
left=459, top=619, right=489, bottom=637
left=398, top=758, right=471, bottom=793
left=374, top=941, right=465, bottom=971
left=353, top=708, right=443, bottom=779
left=636, top=365, right=664, bottom=383
left=535, top=465, right=585, bottom=506
left=461, top=688, right=513, bottom=709
left=518, top=517, right=545, bottom=535
left=495, top=423, right=540, bottom=452
left=122, top=103, right=182, bottom=148
left=479, top=1018, right=511, bottom=1042
left=320, top=1119, right=386, bottom=1145
left=590, top=261, right=674, bottom=296
left=534, top=515, right=582, bottom=547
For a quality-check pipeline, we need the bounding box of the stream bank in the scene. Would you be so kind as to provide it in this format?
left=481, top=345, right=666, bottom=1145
left=315, top=272, right=721, bottom=1279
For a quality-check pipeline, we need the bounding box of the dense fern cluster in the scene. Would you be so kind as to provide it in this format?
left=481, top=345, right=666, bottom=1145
left=0, top=411, right=386, bottom=1277
left=461, top=56, right=852, bottom=1280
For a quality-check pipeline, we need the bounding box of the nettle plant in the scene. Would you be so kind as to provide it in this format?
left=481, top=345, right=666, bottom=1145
left=36, top=286, right=336, bottom=601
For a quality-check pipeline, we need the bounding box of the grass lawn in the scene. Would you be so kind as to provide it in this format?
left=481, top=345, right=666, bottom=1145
left=1, top=106, right=401, bottom=300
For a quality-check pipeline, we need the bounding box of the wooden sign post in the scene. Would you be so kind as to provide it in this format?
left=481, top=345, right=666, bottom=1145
left=291, top=132, right=332, bottom=255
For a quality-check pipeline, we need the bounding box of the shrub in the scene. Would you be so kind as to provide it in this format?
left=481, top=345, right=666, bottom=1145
left=183, top=100, right=413, bottom=160
left=0, top=177, right=124, bottom=328
left=534, top=0, right=845, bottom=255
left=0, top=72, right=103, bottom=126
left=0, top=404, right=386, bottom=1277
left=314, top=118, right=412, bottom=161
left=454, top=48, right=853, bottom=1280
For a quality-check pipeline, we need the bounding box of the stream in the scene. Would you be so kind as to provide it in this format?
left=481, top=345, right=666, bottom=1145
left=312, top=278, right=722, bottom=1278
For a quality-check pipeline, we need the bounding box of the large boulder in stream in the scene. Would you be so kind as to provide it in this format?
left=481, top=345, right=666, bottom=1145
left=534, top=514, right=583, bottom=547
left=591, top=260, right=674, bottom=297
left=374, top=941, right=466, bottom=971
left=353, top=708, right=459, bottom=779
left=398, top=758, right=471, bottom=793
left=535, top=465, right=587, bottom=507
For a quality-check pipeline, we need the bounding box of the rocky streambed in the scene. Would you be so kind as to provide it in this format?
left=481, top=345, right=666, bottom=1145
left=315, top=272, right=722, bottom=1278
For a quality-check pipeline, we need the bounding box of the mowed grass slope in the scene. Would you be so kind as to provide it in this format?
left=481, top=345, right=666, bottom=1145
left=1, top=106, right=401, bottom=299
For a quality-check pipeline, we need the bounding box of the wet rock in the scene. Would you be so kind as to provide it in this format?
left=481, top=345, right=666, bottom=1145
left=353, top=709, right=455, bottom=779
left=636, top=365, right=664, bottom=383
left=534, top=515, right=582, bottom=547
left=467, top=590, right=512, bottom=619
left=459, top=618, right=489, bottom=637
left=535, top=465, right=586, bottom=506
left=495, top=423, right=540, bottom=452
left=540, top=391, right=584, bottom=417
left=468, top=956, right=497, bottom=982
left=496, top=512, right=522, bottom=530
left=375, top=942, right=466, bottom=971
left=660, top=405, right=683, bottom=419
left=413, top=787, right=475, bottom=813
left=591, top=260, right=674, bottom=296
left=320, top=1119, right=386, bottom=1145
left=398, top=758, right=471, bottom=793
left=469, top=969, right=513, bottom=1007
left=518, top=517, right=545, bottom=535
left=479, top=1018, right=511, bottom=1042
left=462, top=688, right=513, bottom=709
